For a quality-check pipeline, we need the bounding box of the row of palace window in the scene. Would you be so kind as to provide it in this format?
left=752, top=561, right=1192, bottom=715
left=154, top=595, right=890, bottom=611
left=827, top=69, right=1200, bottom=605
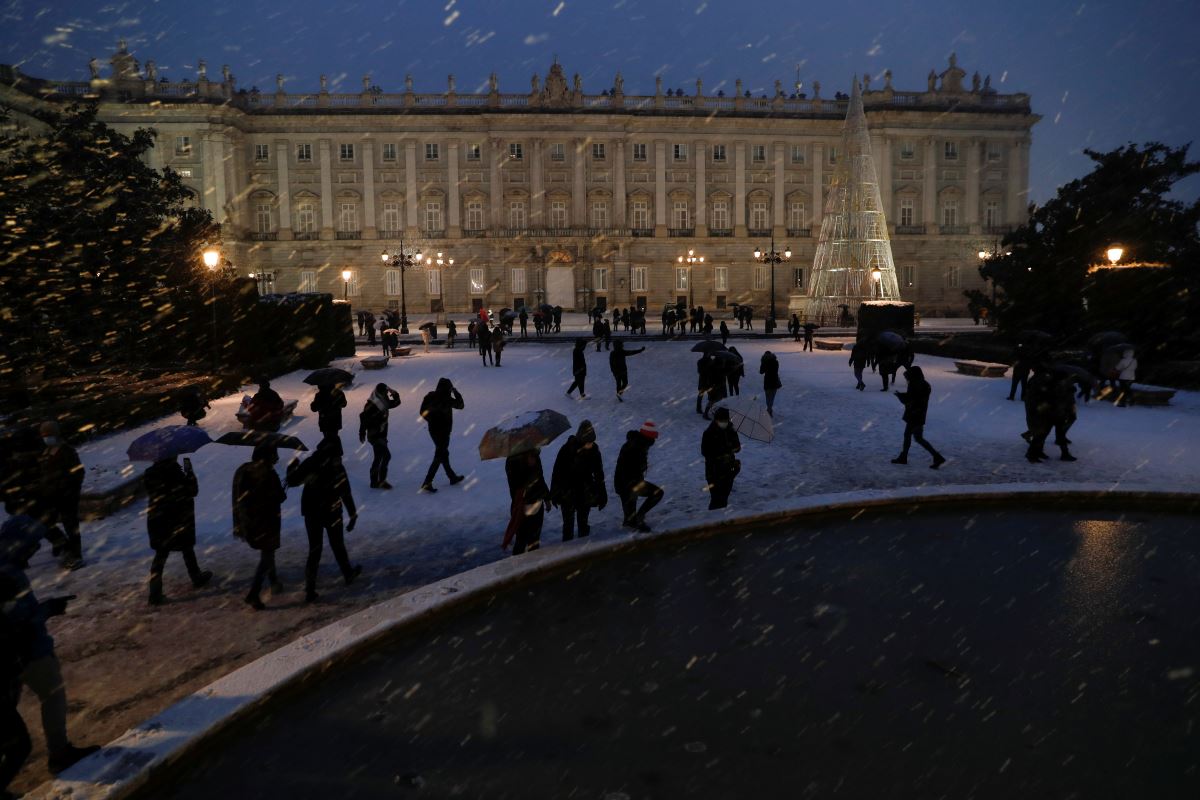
left=293, top=263, right=963, bottom=298
left=257, top=197, right=1006, bottom=234
left=183, top=135, right=1005, bottom=168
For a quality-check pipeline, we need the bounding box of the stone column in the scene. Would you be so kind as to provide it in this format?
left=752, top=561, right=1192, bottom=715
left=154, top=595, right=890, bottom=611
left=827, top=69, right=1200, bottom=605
left=200, top=133, right=220, bottom=220
left=923, top=137, right=938, bottom=234
left=362, top=140, right=377, bottom=238
left=773, top=141, right=786, bottom=235
left=654, top=139, right=667, bottom=236
left=489, top=138, right=503, bottom=230
left=447, top=140, right=461, bottom=236
left=614, top=139, right=627, bottom=227
left=573, top=138, right=586, bottom=227
left=405, top=140, right=418, bottom=231
left=318, top=139, right=334, bottom=239
left=734, top=141, right=747, bottom=235
left=872, top=134, right=891, bottom=223
left=694, top=140, right=706, bottom=235
left=275, top=138, right=292, bottom=239
left=811, top=142, right=823, bottom=231
left=1015, top=140, right=1030, bottom=224
left=966, top=138, right=980, bottom=233
left=530, top=139, right=544, bottom=227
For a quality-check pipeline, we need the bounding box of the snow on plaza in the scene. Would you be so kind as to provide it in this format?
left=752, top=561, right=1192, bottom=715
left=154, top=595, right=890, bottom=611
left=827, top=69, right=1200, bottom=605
left=6, top=332, right=1200, bottom=790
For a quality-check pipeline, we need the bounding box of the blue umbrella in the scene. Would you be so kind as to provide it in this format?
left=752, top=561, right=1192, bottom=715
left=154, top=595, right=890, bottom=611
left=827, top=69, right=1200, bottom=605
left=127, top=425, right=212, bottom=462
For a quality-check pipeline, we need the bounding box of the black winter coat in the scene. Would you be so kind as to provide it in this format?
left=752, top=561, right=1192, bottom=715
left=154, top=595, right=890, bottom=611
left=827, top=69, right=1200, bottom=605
left=614, top=431, right=652, bottom=493
left=359, top=392, right=401, bottom=441
left=311, top=387, right=347, bottom=434
left=232, top=460, right=285, bottom=550
left=550, top=436, right=606, bottom=508
left=572, top=347, right=587, bottom=375
left=144, top=460, right=198, bottom=551
left=897, top=379, right=931, bottom=426
left=420, top=387, right=464, bottom=442
left=760, top=354, right=782, bottom=390
left=505, top=451, right=549, bottom=504
left=287, top=450, right=356, bottom=522
left=701, top=422, right=742, bottom=480
left=609, top=346, right=644, bottom=375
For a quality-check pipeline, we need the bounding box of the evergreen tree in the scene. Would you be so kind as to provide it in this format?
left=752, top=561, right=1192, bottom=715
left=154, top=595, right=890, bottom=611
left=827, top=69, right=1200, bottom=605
left=0, top=102, right=221, bottom=377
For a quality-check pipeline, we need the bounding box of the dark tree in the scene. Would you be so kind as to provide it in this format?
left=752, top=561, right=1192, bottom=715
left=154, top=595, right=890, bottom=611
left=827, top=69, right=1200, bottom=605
left=974, top=143, right=1200, bottom=342
left=0, top=102, right=220, bottom=377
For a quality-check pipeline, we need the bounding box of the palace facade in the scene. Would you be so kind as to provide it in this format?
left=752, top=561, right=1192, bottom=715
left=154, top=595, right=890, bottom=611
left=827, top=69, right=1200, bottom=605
left=1, top=45, right=1039, bottom=318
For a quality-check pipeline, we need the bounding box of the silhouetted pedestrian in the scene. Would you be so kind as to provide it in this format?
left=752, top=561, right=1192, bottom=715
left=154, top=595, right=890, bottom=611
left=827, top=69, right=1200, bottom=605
left=419, top=378, right=465, bottom=492
left=891, top=366, right=945, bottom=469
left=550, top=420, right=606, bottom=540
left=492, top=326, right=506, bottom=366
left=726, top=346, right=744, bottom=396
left=609, top=341, right=645, bottom=401
left=565, top=338, right=588, bottom=399
left=359, top=383, right=401, bottom=489
left=502, top=448, right=549, bottom=555
left=719, top=320, right=730, bottom=346
left=803, top=322, right=819, bottom=351
left=478, top=323, right=493, bottom=365
left=614, top=422, right=663, bottom=532
left=849, top=342, right=871, bottom=390
left=310, top=383, right=347, bottom=438
left=178, top=386, right=209, bottom=426
left=446, top=320, right=457, bottom=348
left=286, top=437, right=360, bottom=603
left=36, top=421, right=84, bottom=569
left=144, top=455, right=212, bottom=606
left=760, top=351, right=782, bottom=416
left=232, top=443, right=286, bottom=610
left=702, top=407, right=742, bottom=509
left=519, top=309, right=528, bottom=339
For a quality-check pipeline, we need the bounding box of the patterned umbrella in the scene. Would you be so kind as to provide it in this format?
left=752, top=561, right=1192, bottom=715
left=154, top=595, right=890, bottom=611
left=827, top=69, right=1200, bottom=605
left=127, top=425, right=212, bottom=462
left=712, top=395, right=774, bottom=444
left=478, top=409, right=571, bottom=460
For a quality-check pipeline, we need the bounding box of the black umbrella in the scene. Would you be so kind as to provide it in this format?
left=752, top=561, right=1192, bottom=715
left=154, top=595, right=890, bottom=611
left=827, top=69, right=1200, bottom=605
left=304, top=367, right=353, bottom=386
left=710, top=350, right=742, bottom=365
left=418, top=322, right=437, bottom=331
left=875, top=330, right=907, bottom=352
left=540, top=304, right=554, bottom=314
left=692, top=340, right=727, bottom=354
left=215, top=430, right=309, bottom=451
left=1088, top=330, right=1128, bottom=351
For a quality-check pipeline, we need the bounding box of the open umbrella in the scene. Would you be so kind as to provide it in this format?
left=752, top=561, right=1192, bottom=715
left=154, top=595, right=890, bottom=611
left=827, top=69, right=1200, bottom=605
left=691, top=340, right=727, bottom=354
left=215, top=430, right=308, bottom=451
left=478, top=409, right=570, bottom=461
left=710, top=349, right=742, bottom=365
left=875, top=330, right=907, bottom=352
left=127, top=425, right=212, bottom=462
left=1088, top=331, right=1128, bottom=351
left=713, top=395, right=774, bottom=443
left=417, top=321, right=436, bottom=330
left=304, top=367, right=353, bottom=386
left=500, top=309, right=519, bottom=321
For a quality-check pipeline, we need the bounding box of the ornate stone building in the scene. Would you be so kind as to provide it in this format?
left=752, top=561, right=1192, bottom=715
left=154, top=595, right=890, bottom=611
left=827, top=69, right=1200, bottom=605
left=2, top=45, right=1039, bottom=317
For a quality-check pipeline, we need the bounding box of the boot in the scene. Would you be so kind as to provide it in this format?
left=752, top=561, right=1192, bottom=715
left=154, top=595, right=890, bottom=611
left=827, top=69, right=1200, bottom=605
left=191, top=570, right=214, bottom=589
left=449, top=474, right=465, bottom=486
left=891, top=455, right=908, bottom=465
left=244, top=593, right=265, bottom=611
left=48, top=744, right=101, bottom=774
left=1059, top=448, right=1077, bottom=462
left=930, top=454, right=946, bottom=469
left=344, top=565, right=363, bottom=586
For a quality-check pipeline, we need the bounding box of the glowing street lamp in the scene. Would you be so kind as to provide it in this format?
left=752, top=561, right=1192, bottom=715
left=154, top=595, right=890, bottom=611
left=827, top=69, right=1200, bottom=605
left=1106, top=246, right=1124, bottom=266
left=341, top=268, right=352, bottom=301
left=753, top=237, right=791, bottom=329
left=381, top=240, right=425, bottom=334
left=676, top=248, right=704, bottom=310
left=870, top=267, right=882, bottom=298
left=202, top=247, right=221, bottom=369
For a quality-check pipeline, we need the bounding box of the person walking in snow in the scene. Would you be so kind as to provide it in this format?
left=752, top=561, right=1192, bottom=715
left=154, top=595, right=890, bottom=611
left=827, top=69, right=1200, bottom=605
left=614, top=422, right=664, bottom=532
left=1022, top=364, right=1054, bottom=462
left=602, top=319, right=613, bottom=350
left=359, top=383, right=401, bottom=489
left=311, top=382, right=347, bottom=440
left=803, top=322, right=819, bottom=351
left=232, top=442, right=286, bottom=610
left=565, top=338, right=588, bottom=399
left=703, top=357, right=729, bottom=419
left=446, top=320, right=457, bottom=348
left=1113, top=346, right=1137, bottom=407
left=144, top=454, right=212, bottom=606
left=891, top=366, right=946, bottom=469
left=760, top=351, right=782, bottom=417
left=849, top=341, right=871, bottom=390
left=609, top=340, right=645, bottom=401
left=467, top=320, right=477, bottom=349
left=726, top=346, right=744, bottom=396
left=1050, top=372, right=1079, bottom=462
left=519, top=308, right=528, bottom=339
left=696, top=354, right=715, bottom=416
left=491, top=325, right=506, bottom=366
left=286, top=437, right=361, bottom=603
left=593, top=316, right=605, bottom=352
left=419, top=378, right=465, bottom=492
left=35, top=421, right=84, bottom=570
left=550, top=420, right=607, bottom=540
left=478, top=322, right=493, bottom=366
left=719, top=320, right=730, bottom=346
left=502, top=448, right=550, bottom=555
left=702, top=407, right=742, bottom=510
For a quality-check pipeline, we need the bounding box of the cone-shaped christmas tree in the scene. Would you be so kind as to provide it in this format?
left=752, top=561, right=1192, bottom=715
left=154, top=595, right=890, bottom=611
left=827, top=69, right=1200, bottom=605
left=807, top=77, right=901, bottom=325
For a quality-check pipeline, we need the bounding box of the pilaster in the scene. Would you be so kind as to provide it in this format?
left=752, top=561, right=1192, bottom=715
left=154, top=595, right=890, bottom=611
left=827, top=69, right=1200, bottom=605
left=654, top=139, right=667, bottom=236
left=734, top=141, right=747, bottom=236
left=773, top=141, right=786, bottom=236
left=447, top=140, right=461, bottom=237
left=614, top=140, right=627, bottom=226
left=573, top=138, right=587, bottom=226
left=275, top=138, right=292, bottom=239
left=965, top=137, right=980, bottom=233
left=923, top=137, right=938, bottom=234
left=811, top=142, right=824, bottom=232
left=404, top=140, right=418, bottom=232
left=694, top=140, right=706, bottom=236
left=362, top=140, right=377, bottom=238
left=319, top=139, right=334, bottom=239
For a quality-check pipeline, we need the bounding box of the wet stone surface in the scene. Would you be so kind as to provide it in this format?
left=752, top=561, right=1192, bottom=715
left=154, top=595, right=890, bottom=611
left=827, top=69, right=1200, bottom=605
left=143, top=508, right=1200, bottom=799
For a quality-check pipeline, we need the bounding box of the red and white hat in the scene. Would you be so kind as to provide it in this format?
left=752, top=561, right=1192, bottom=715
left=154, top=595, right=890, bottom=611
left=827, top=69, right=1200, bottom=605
left=639, top=420, right=659, bottom=440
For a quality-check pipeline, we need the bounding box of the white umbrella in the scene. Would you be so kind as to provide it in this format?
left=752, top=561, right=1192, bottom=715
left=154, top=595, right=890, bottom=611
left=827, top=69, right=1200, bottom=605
left=713, top=395, right=774, bottom=443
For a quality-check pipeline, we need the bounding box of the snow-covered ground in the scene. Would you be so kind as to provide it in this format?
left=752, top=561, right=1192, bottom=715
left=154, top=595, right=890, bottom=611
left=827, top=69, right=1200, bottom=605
left=10, top=336, right=1200, bottom=792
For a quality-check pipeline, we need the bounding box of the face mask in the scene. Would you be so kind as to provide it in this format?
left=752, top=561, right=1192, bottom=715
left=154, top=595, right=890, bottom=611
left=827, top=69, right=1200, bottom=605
left=43, top=436, right=60, bottom=447
left=716, top=421, right=730, bottom=429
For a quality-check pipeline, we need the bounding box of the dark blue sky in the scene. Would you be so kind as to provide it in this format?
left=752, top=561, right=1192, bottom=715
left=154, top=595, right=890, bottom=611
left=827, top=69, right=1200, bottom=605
left=3, top=0, right=1198, bottom=202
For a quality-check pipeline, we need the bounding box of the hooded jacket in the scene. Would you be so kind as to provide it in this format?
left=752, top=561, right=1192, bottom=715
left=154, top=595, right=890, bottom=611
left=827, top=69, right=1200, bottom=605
left=420, top=378, right=464, bottom=442
left=614, top=431, right=653, bottom=493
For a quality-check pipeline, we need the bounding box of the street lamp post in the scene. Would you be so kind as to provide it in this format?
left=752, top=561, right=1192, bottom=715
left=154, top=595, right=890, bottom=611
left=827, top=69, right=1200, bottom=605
left=202, top=247, right=220, bottom=370
left=676, top=248, right=704, bottom=311
left=341, top=269, right=352, bottom=302
left=871, top=267, right=882, bottom=298
left=380, top=238, right=425, bottom=334
left=753, top=236, right=791, bottom=331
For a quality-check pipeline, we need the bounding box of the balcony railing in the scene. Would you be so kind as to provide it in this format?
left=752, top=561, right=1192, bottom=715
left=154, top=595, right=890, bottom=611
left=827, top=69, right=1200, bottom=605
left=748, top=228, right=771, bottom=237
left=294, top=231, right=319, bottom=240
left=786, top=228, right=812, bottom=238
left=463, top=228, right=487, bottom=238
left=336, top=230, right=361, bottom=240
left=894, top=225, right=925, bottom=235
left=708, top=228, right=733, bottom=238
left=420, top=229, right=446, bottom=238
left=250, top=231, right=277, bottom=241
left=940, top=224, right=970, bottom=235
left=377, top=229, right=403, bottom=239
left=631, top=228, right=654, bottom=237
left=668, top=228, right=695, bottom=237
left=984, top=224, right=1015, bottom=235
